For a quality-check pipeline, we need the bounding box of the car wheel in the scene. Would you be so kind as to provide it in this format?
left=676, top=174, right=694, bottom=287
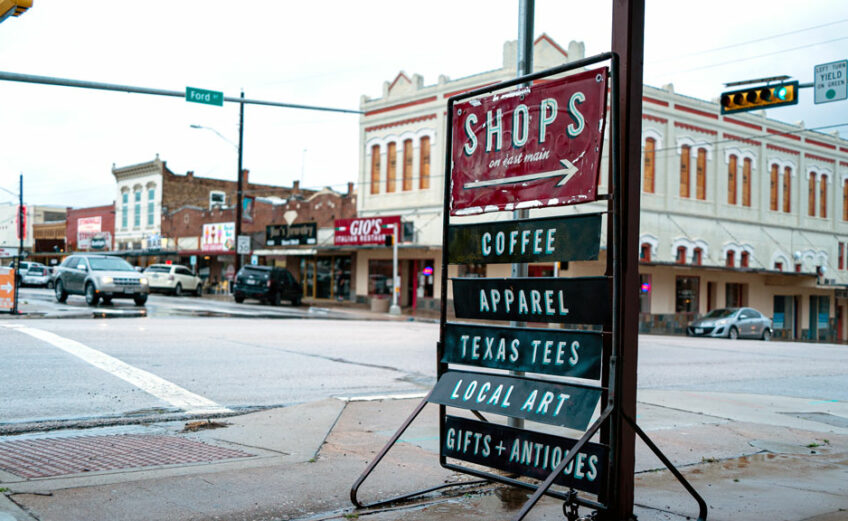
left=234, top=293, right=245, bottom=304
left=729, top=327, right=739, bottom=340
left=55, top=279, right=68, bottom=303
left=133, top=295, right=147, bottom=306
left=762, top=329, right=772, bottom=341
left=271, top=292, right=281, bottom=306
left=85, top=283, right=100, bottom=306
left=46, top=280, right=54, bottom=289
left=174, top=283, right=182, bottom=297
left=195, top=284, right=203, bottom=297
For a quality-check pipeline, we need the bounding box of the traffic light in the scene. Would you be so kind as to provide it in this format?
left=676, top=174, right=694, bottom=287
left=0, top=0, right=32, bottom=22
left=720, top=81, right=799, bottom=114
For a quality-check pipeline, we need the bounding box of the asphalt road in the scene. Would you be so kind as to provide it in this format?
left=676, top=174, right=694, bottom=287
left=2, top=311, right=847, bottom=433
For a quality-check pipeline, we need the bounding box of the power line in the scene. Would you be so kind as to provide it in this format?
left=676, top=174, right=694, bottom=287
left=649, top=18, right=848, bottom=64
left=671, top=36, right=848, bottom=75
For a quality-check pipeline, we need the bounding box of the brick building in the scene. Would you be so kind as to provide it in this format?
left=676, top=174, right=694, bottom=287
left=65, top=204, right=115, bottom=252
left=112, top=155, right=357, bottom=296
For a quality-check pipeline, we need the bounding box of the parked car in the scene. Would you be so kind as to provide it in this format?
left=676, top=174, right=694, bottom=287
left=53, top=254, right=149, bottom=306
left=143, top=264, right=203, bottom=296
left=687, top=307, right=773, bottom=340
left=21, top=265, right=51, bottom=287
left=11, top=261, right=47, bottom=286
left=233, top=265, right=302, bottom=306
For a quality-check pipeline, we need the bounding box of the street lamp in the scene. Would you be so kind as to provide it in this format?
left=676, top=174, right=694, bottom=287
left=189, top=90, right=246, bottom=279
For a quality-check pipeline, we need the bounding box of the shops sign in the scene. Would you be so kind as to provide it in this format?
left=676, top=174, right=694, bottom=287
left=334, top=216, right=401, bottom=246
left=450, top=68, right=608, bottom=215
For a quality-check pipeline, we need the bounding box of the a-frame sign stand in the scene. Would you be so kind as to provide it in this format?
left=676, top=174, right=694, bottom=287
left=352, top=32, right=708, bottom=521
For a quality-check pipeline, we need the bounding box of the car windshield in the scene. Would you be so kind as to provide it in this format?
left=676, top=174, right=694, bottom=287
left=703, top=308, right=736, bottom=319
left=28, top=267, right=46, bottom=275
left=144, top=266, right=171, bottom=273
left=88, top=257, right=135, bottom=272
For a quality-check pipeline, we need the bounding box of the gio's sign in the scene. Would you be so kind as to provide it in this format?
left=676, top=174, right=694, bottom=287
left=334, top=216, right=401, bottom=246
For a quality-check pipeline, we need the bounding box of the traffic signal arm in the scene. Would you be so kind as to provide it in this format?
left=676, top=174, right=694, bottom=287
left=720, top=81, right=798, bottom=114
left=0, top=0, right=32, bottom=21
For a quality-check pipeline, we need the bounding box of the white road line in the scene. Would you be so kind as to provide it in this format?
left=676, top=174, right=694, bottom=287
left=3, top=324, right=231, bottom=415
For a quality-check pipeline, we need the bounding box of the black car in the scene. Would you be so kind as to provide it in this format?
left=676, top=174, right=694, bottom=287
left=233, top=265, right=302, bottom=306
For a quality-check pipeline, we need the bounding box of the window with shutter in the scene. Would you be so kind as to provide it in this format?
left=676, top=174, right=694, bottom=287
left=728, top=155, right=737, bottom=205
left=386, top=142, right=397, bottom=193
left=821, top=174, right=828, bottom=218
left=742, top=158, right=752, bottom=207
left=769, top=164, right=778, bottom=211
left=370, top=145, right=380, bottom=195
left=809, top=172, right=817, bottom=216
left=643, top=138, right=655, bottom=193
left=419, top=136, right=430, bottom=189
left=402, top=139, right=413, bottom=191
left=680, top=145, right=690, bottom=198
left=696, top=149, right=706, bottom=200
left=783, top=167, right=792, bottom=213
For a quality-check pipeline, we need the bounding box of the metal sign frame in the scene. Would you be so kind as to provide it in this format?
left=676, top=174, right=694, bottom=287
left=351, top=52, right=707, bottom=521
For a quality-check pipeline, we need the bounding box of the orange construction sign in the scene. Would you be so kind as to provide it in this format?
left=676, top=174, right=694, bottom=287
left=0, top=267, right=15, bottom=311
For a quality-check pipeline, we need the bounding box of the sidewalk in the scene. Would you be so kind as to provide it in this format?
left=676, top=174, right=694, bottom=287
left=1, top=392, right=847, bottom=521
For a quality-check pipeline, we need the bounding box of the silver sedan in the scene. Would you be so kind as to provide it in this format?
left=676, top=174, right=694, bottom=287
left=687, top=307, right=773, bottom=341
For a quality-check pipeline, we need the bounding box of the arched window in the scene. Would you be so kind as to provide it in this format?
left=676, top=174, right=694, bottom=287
left=640, top=243, right=652, bottom=262
left=402, top=139, right=413, bottom=191
left=769, top=164, right=778, bottom=211
left=643, top=137, right=656, bottom=193
left=419, top=136, right=430, bottom=189
left=809, top=172, right=817, bottom=216
left=728, top=154, right=737, bottom=205
left=121, top=191, right=129, bottom=229
left=676, top=246, right=687, bottom=264
left=742, top=157, right=752, bottom=207
left=696, top=148, right=707, bottom=200
left=726, top=250, right=735, bottom=267
left=740, top=251, right=750, bottom=268
left=133, top=188, right=142, bottom=228
left=147, top=185, right=155, bottom=227
left=774, top=261, right=783, bottom=271
left=783, top=166, right=792, bottom=212
left=820, top=174, right=828, bottom=218
left=370, top=145, right=381, bottom=195
left=693, top=247, right=703, bottom=266
left=386, top=142, right=397, bottom=193
left=680, top=145, right=690, bottom=198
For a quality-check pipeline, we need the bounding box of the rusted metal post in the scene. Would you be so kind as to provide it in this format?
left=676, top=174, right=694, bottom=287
left=608, top=1, right=644, bottom=519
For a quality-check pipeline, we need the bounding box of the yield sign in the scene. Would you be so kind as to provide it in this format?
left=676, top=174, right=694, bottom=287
left=450, top=67, right=608, bottom=215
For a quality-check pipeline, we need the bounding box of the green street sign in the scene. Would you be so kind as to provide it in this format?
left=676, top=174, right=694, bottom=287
left=185, top=86, right=224, bottom=106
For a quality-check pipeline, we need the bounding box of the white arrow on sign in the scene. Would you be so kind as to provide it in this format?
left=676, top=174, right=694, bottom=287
left=0, top=282, right=12, bottom=294
left=463, top=159, right=578, bottom=190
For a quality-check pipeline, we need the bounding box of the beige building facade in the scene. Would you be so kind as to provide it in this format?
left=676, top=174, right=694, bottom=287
left=355, top=35, right=848, bottom=341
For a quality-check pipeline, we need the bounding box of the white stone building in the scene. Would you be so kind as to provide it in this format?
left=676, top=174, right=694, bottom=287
left=356, top=35, right=848, bottom=341
left=112, top=156, right=164, bottom=252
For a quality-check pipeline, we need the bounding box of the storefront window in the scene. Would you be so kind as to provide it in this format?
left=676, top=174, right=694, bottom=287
left=457, top=264, right=486, bottom=278
left=368, top=259, right=393, bottom=295
left=640, top=274, right=651, bottom=313
left=675, top=276, right=699, bottom=313
left=333, top=256, right=351, bottom=300
left=528, top=264, right=554, bottom=277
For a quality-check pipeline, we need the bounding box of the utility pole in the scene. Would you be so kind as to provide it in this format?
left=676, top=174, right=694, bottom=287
left=389, top=223, right=400, bottom=315
left=508, top=0, right=534, bottom=431
left=234, top=90, right=245, bottom=281
left=13, top=173, right=22, bottom=314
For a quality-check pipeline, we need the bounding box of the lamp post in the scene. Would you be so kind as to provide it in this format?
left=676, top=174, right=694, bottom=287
left=190, top=90, right=246, bottom=280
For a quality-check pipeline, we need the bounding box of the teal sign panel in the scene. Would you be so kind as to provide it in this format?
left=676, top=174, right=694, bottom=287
left=447, top=213, right=601, bottom=265
left=442, top=322, right=602, bottom=380
left=430, top=370, right=601, bottom=430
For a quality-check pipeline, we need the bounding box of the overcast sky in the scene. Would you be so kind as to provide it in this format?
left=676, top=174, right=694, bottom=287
left=1, top=0, right=846, bottom=208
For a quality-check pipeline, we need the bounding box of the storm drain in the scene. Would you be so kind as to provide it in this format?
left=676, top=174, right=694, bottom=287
left=0, top=434, right=255, bottom=478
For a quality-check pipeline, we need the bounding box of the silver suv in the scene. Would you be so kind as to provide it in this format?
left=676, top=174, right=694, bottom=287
left=54, top=254, right=149, bottom=306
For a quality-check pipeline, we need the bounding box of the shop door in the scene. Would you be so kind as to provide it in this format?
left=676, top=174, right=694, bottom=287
left=303, top=259, right=316, bottom=298
left=315, top=258, right=332, bottom=299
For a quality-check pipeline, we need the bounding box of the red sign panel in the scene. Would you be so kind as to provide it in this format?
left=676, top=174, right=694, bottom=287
left=450, top=67, right=608, bottom=215
left=334, top=216, right=401, bottom=246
